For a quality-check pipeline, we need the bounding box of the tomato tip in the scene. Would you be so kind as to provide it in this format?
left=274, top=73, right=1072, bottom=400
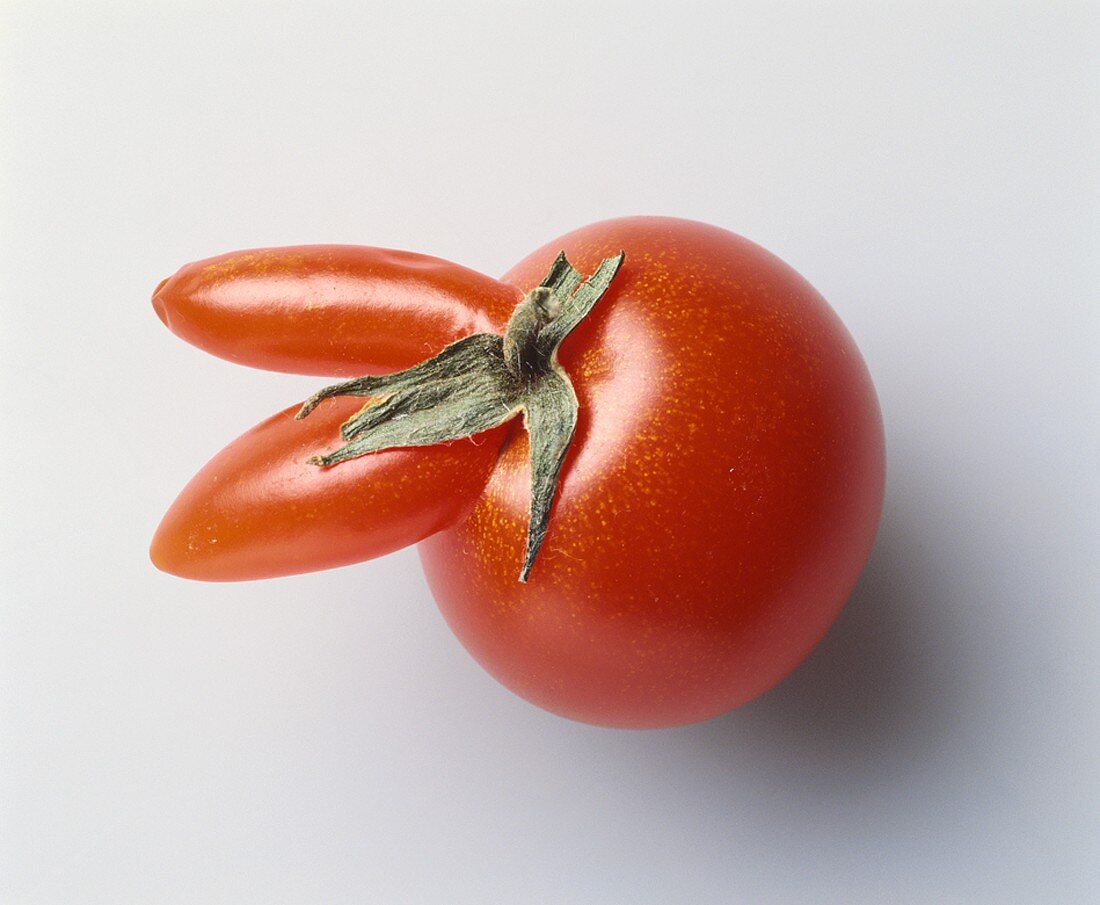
left=151, top=279, right=170, bottom=327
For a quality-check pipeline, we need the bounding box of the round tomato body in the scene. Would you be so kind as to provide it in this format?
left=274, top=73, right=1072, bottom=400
left=418, top=217, right=885, bottom=728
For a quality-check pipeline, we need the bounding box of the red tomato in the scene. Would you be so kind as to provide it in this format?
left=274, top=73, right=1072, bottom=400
left=151, top=217, right=884, bottom=728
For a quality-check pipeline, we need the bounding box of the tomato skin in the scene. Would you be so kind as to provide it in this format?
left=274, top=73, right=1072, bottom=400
left=152, top=245, right=518, bottom=376
left=151, top=397, right=508, bottom=581
left=419, top=217, right=885, bottom=728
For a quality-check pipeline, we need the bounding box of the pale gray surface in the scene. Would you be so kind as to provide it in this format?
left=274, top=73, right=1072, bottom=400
left=2, top=3, right=1098, bottom=903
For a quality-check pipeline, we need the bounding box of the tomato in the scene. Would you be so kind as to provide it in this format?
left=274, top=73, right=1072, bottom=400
left=151, top=217, right=884, bottom=728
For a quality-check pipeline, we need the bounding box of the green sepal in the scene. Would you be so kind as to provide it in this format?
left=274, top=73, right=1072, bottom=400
left=296, top=251, right=625, bottom=580
left=519, top=369, right=578, bottom=581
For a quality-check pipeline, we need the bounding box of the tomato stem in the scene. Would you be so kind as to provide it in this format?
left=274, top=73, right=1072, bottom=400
left=296, top=251, right=625, bottom=581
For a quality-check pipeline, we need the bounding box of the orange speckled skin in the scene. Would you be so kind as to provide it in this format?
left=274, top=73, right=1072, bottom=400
left=419, top=218, right=885, bottom=728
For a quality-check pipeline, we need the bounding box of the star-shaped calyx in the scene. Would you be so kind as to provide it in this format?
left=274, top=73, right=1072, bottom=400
left=295, top=251, right=625, bottom=581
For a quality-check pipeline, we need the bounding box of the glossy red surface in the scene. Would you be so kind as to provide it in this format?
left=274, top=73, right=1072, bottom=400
left=419, top=217, right=885, bottom=727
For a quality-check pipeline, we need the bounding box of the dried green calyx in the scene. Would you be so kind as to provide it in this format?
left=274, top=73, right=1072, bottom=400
left=295, top=251, right=625, bottom=581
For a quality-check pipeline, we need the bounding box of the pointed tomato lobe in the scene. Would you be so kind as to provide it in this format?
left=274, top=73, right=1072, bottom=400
left=151, top=397, right=508, bottom=581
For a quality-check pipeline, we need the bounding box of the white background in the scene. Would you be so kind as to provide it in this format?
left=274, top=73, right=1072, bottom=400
left=2, top=2, right=1098, bottom=903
